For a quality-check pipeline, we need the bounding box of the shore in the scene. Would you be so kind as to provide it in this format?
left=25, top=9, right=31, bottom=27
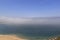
left=0, top=34, right=27, bottom=40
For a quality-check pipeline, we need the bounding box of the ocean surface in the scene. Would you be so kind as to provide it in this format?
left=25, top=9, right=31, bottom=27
left=0, top=24, right=60, bottom=40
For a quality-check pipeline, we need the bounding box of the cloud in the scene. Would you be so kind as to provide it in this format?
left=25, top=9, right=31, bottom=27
left=0, top=16, right=60, bottom=25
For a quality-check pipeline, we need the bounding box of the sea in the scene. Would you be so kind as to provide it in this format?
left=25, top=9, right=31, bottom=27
left=0, top=24, right=60, bottom=40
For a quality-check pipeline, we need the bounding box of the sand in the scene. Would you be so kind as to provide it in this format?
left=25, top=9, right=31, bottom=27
left=0, top=35, right=27, bottom=40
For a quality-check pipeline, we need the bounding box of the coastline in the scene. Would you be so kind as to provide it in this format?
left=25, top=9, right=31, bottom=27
left=0, top=34, right=27, bottom=40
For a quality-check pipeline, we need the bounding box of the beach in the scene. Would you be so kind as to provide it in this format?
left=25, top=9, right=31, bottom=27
left=0, top=35, right=27, bottom=40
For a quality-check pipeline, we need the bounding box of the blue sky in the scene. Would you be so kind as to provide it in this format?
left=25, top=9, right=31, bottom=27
left=0, top=0, right=60, bottom=17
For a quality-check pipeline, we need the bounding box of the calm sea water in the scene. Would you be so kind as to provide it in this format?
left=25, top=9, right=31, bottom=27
left=0, top=24, right=60, bottom=40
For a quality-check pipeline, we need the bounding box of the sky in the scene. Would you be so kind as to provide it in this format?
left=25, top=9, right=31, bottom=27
left=0, top=0, right=60, bottom=17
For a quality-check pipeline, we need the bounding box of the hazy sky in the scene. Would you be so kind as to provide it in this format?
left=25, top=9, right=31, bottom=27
left=0, top=0, right=60, bottom=17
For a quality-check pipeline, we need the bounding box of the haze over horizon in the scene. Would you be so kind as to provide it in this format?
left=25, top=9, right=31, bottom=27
left=0, top=16, right=60, bottom=25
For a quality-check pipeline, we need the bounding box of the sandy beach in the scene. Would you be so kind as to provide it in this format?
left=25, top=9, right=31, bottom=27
left=0, top=35, right=27, bottom=40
